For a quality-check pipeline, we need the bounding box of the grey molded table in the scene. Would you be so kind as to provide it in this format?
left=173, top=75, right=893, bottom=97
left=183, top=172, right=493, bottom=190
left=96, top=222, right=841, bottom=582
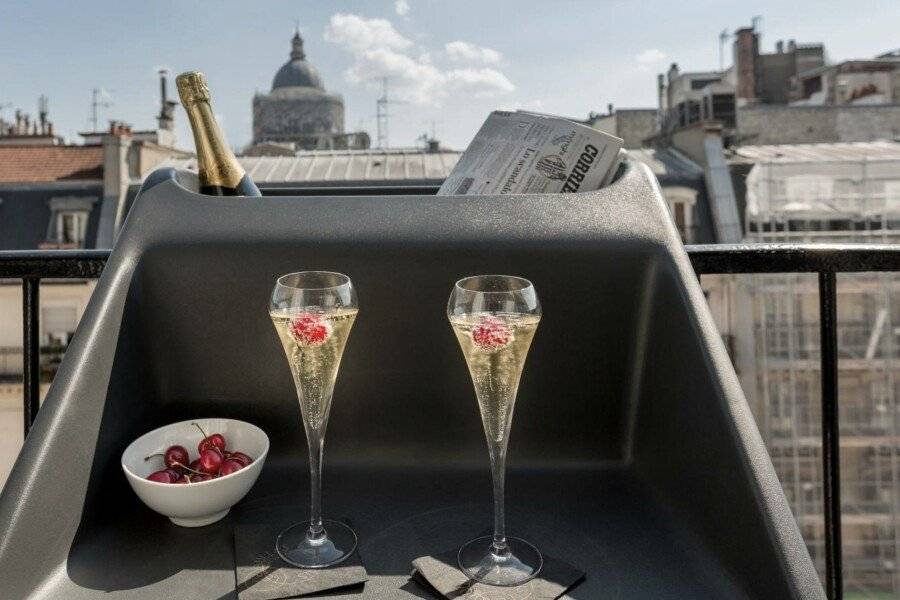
left=0, top=162, right=825, bottom=599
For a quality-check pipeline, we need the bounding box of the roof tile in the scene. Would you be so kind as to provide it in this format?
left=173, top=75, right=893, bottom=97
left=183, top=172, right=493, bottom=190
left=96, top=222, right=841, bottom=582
left=0, top=146, right=104, bottom=183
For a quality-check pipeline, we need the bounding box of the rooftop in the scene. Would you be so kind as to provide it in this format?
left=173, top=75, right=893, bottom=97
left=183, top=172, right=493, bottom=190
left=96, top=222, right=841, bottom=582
left=797, top=57, right=900, bottom=79
left=726, top=140, right=900, bottom=164
left=156, top=149, right=463, bottom=185
left=626, top=148, right=704, bottom=182
left=0, top=145, right=104, bottom=183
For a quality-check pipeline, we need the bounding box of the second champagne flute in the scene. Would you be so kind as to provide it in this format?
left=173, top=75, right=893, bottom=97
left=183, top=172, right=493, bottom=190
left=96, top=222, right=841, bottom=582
left=448, top=275, right=542, bottom=586
left=270, top=271, right=358, bottom=568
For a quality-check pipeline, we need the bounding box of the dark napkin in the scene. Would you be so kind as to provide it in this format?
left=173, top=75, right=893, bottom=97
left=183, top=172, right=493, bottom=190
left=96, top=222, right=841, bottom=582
left=234, top=523, right=367, bottom=600
left=411, top=550, right=584, bottom=599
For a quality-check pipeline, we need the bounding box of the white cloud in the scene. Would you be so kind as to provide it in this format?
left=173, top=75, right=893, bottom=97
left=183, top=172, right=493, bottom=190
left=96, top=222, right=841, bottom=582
left=444, top=41, right=502, bottom=65
left=394, top=0, right=410, bottom=16
left=323, top=13, right=412, bottom=54
left=324, top=13, right=514, bottom=105
left=635, top=48, right=666, bottom=71
left=445, top=68, right=514, bottom=96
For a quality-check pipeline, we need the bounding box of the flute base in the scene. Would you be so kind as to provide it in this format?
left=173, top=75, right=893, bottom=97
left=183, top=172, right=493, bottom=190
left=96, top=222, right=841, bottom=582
left=275, top=519, right=358, bottom=568
left=457, top=535, right=543, bottom=586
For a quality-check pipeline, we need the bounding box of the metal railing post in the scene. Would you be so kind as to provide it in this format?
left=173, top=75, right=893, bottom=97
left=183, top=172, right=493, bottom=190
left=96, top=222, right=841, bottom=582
left=818, top=271, right=843, bottom=600
left=22, top=278, right=40, bottom=437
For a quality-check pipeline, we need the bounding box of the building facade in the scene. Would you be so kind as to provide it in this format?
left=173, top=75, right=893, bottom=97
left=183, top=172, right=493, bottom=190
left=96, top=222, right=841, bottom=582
left=587, top=107, right=658, bottom=149
left=703, top=142, right=900, bottom=595
left=655, top=24, right=900, bottom=147
left=0, top=79, right=188, bottom=417
left=654, top=22, right=900, bottom=595
left=791, top=52, right=900, bottom=106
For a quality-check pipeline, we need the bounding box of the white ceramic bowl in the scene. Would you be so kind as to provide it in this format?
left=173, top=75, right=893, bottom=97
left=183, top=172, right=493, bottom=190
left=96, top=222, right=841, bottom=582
left=122, top=418, right=269, bottom=527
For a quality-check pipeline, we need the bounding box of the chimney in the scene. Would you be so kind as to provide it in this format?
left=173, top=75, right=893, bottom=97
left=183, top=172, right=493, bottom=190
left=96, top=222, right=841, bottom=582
left=733, top=26, right=759, bottom=102
left=787, top=39, right=796, bottom=52
left=96, top=123, right=134, bottom=248
left=426, top=139, right=440, bottom=153
left=38, top=95, right=48, bottom=135
left=157, top=69, right=176, bottom=132
left=667, top=62, right=680, bottom=83
left=776, top=40, right=784, bottom=54
left=108, top=121, right=133, bottom=138
left=657, top=73, right=667, bottom=113
left=657, top=73, right=668, bottom=131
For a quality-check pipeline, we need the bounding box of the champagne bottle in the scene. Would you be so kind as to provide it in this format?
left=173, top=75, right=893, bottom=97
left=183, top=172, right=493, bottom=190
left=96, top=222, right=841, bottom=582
left=175, top=71, right=261, bottom=196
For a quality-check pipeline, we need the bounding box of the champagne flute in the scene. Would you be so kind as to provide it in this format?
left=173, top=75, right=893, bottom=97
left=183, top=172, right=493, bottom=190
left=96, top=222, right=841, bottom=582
left=270, top=271, right=358, bottom=568
left=448, top=275, right=542, bottom=586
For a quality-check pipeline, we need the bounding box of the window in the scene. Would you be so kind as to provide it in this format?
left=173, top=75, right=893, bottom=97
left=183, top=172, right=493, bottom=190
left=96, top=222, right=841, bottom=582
left=663, top=186, right=699, bottom=243
left=44, top=196, right=96, bottom=249
left=690, top=77, right=720, bottom=90
left=58, top=211, right=88, bottom=245
left=673, top=202, right=686, bottom=232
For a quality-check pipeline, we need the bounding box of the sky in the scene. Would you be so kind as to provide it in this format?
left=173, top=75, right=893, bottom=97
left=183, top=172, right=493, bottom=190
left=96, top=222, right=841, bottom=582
left=0, top=1, right=897, bottom=152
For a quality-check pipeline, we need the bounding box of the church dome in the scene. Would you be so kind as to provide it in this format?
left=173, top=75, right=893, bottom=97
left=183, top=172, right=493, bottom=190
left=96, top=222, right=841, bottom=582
left=272, top=31, right=324, bottom=90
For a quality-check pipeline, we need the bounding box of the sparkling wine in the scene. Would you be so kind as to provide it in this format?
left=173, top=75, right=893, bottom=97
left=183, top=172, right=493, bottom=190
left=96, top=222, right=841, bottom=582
left=450, top=312, right=540, bottom=444
left=270, top=308, right=358, bottom=431
left=176, top=71, right=261, bottom=196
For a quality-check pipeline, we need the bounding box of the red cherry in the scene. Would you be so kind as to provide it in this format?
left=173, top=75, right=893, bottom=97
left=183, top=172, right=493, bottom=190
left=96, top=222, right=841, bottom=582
left=165, top=445, right=189, bottom=468
left=289, top=313, right=331, bottom=346
left=147, top=470, right=173, bottom=483
left=144, top=444, right=190, bottom=470
left=471, top=316, right=512, bottom=350
left=164, top=468, right=182, bottom=480
left=190, top=473, right=213, bottom=483
left=193, top=422, right=227, bottom=453
left=227, top=451, right=253, bottom=467
left=174, top=474, right=191, bottom=484
left=218, top=460, right=243, bottom=477
left=198, top=448, right=223, bottom=474
left=189, top=459, right=201, bottom=471
left=204, top=434, right=226, bottom=453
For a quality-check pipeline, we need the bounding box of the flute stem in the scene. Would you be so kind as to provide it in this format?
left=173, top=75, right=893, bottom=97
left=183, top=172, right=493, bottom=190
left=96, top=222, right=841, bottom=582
left=489, top=444, right=509, bottom=556
left=307, top=432, right=325, bottom=541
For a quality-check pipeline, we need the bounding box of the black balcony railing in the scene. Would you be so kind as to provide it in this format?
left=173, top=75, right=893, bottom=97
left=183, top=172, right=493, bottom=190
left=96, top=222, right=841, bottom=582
left=0, top=250, right=107, bottom=438
left=690, top=242, right=900, bottom=600
left=2, top=242, right=900, bottom=600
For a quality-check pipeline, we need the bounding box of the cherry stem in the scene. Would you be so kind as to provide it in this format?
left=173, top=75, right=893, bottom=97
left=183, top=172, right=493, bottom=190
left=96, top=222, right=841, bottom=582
left=174, top=462, right=206, bottom=476
left=144, top=452, right=164, bottom=462
left=192, top=422, right=209, bottom=439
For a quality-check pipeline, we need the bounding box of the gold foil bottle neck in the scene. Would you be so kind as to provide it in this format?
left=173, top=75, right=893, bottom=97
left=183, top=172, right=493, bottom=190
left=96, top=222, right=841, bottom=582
left=176, top=71, right=211, bottom=105
left=175, top=70, right=246, bottom=191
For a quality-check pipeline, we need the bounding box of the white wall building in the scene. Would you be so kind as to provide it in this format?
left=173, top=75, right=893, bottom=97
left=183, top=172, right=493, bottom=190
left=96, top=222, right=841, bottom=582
left=710, top=141, right=900, bottom=594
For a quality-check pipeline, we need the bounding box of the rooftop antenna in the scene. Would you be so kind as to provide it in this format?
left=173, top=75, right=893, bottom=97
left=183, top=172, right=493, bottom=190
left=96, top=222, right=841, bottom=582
left=0, top=101, right=12, bottom=132
left=751, top=16, right=763, bottom=59
left=422, top=119, right=441, bottom=140
left=374, top=77, right=406, bottom=148
left=719, top=29, right=730, bottom=71
left=38, top=95, right=49, bottom=134
left=751, top=15, right=763, bottom=32
left=90, top=88, right=112, bottom=132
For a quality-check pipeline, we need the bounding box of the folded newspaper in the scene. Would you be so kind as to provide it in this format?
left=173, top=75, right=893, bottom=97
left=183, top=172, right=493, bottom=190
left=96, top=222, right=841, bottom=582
left=438, top=110, right=625, bottom=196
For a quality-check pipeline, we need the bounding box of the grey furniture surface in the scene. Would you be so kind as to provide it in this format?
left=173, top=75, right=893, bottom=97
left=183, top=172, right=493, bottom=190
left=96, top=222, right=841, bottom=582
left=0, top=163, right=825, bottom=599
